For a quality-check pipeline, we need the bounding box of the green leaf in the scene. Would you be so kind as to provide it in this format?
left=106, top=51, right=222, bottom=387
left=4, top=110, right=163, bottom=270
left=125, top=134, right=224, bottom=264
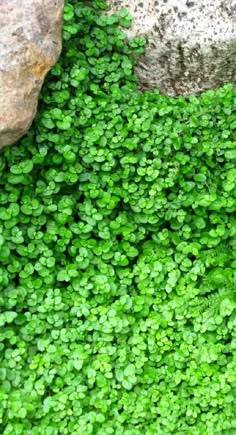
left=4, top=311, right=17, bottom=323
left=41, top=118, right=55, bottom=129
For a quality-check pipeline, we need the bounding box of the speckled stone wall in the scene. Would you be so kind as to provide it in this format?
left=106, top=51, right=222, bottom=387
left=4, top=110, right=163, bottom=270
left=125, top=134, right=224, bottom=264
left=107, top=0, right=236, bottom=96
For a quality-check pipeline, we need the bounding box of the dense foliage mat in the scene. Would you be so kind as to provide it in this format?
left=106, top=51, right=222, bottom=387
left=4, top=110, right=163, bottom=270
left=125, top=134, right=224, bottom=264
left=1, top=1, right=236, bottom=434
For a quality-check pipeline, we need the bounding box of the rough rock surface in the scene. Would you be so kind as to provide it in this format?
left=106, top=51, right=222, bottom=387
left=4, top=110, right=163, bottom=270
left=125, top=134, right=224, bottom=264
left=0, top=0, right=64, bottom=149
left=107, top=0, right=236, bottom=96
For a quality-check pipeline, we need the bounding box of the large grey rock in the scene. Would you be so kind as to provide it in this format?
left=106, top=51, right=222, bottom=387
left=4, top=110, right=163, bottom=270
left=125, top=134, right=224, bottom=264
left=107, top=0, right=236, bottom=96
left=0, top=0, right=64, bottom=149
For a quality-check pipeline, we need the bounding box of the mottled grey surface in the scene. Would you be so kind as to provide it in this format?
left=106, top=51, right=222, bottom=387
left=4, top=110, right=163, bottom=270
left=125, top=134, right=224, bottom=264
left=107, top=0, right=236, bottom=96
left=0, top=0, right=64, bottom=148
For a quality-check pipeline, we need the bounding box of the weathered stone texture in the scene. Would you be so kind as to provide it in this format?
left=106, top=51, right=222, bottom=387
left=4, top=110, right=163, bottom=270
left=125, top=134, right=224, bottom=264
left=0, top=0, right=64, bottom=148
left=107, top=0, right=236, bottom=96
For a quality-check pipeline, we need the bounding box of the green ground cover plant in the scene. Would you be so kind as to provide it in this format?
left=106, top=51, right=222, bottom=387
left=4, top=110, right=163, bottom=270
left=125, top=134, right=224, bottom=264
left=1, top=1, right=236, bottom=433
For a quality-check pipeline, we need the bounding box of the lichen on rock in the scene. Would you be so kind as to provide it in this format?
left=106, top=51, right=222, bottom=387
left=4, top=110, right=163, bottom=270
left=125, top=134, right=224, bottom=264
left=107, top=0, right=236, bottom=96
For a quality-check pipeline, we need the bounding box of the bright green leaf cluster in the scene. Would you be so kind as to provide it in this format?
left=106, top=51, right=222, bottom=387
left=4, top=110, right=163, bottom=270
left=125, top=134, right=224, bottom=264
left=1, top=1, right=236, bottom=434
